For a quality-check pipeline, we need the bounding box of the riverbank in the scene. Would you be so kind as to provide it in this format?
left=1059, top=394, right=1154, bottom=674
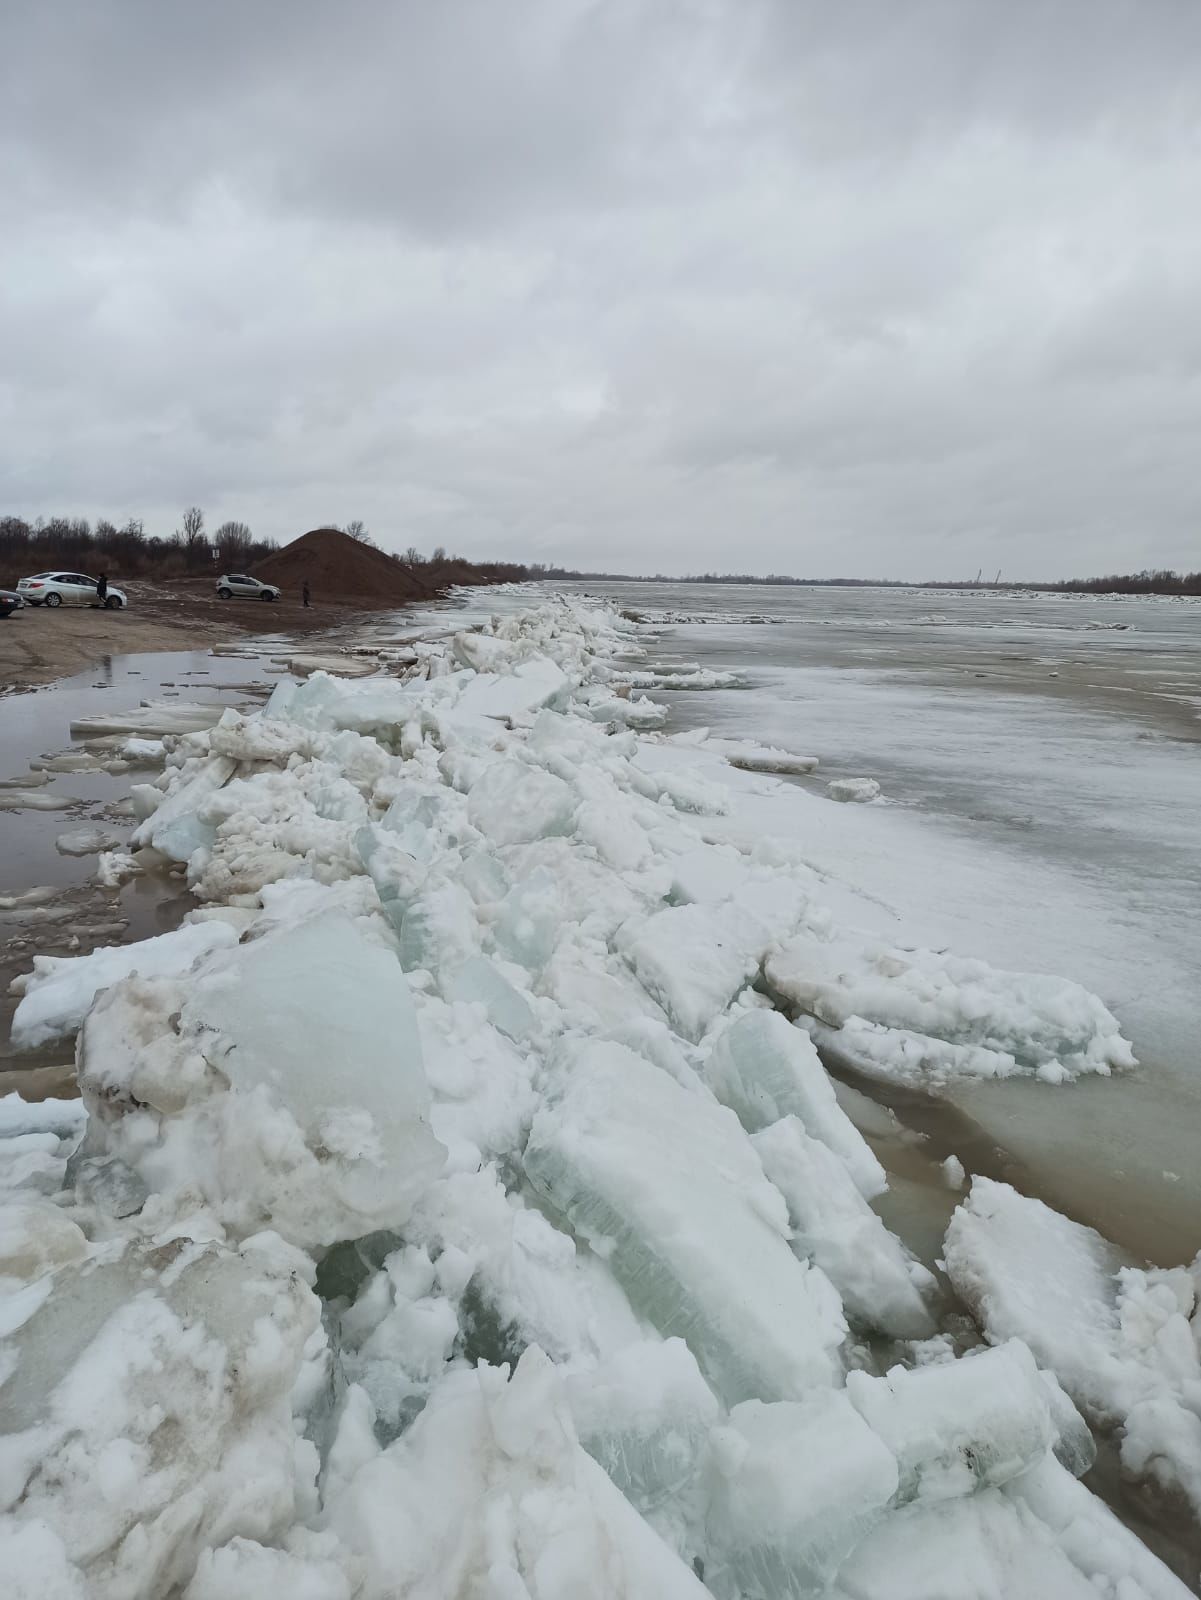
left=0, top=581, right=388, bottom=693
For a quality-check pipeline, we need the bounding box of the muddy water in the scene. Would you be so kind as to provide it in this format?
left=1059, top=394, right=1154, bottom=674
left=0, top=642, right=292, bottom=1079
left=0, top=595, right=479, bottom=1082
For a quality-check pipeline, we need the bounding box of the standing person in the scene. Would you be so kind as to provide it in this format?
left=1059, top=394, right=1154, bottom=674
left=96, top=572, right=108, bottom=605
left=302, top=579, right=311, bottom=609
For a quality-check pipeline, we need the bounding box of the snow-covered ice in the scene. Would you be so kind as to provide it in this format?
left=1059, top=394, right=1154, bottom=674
left=0, top=590, right=1181, bottom=1598
left=55, top=825, right=122, bottom=856
left=10, top=920, right=238, bottom=1049
left=945, top=1176, right=1201, bottom=1529
left=827, top=776, right=882, bottom=803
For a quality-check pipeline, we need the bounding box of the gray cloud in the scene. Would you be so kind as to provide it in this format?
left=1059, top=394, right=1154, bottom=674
left=2, top=0, right=1200, bottom=577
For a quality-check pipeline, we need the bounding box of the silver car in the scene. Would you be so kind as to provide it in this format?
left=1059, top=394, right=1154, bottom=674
left=17, top=572, right=127, bottom=609
left=216, top=573, right=280, bottom=601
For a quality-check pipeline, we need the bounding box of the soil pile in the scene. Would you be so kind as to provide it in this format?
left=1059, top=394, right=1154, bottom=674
left=252, top=528, right=434, bottom=603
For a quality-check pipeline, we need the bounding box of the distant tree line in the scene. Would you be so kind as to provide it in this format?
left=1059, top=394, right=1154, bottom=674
left=0, top=509, right=532, bottom=590
left=0, top=507, right=279, bottom=576
left=534, top=564, right=1201, bottom=596
left=1041, top=568, right=1201, bottom=596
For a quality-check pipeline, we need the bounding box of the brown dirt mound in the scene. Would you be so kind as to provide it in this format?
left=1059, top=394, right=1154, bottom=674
left=252, top=528, right=435, bottom=603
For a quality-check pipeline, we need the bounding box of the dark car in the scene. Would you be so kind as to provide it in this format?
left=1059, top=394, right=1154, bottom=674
left=0, top=589, right=24, bottom=618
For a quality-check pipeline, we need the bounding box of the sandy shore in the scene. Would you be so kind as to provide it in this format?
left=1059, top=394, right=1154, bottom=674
left=0, top=582, right=387, bottom=693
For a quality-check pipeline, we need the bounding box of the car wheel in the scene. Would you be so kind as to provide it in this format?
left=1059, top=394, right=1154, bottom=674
left=261, top=590, right=275, bottom=600
left=45, top=592, right=62, bottom=607
left=104, top=595, right=122, bottom=609
left=217, top=587, right=233, bottom=599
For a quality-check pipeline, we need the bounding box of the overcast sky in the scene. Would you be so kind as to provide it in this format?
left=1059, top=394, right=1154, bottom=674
left=3, top=1, right=1199, bottom=579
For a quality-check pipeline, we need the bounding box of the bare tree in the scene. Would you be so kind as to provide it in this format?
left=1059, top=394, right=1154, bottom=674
left=402, top=545, right=425, bottom=565
left=344, top=519, right=372, bottom=543
left=214, top=520, right=253, bottom=563
left=180, top=505, right=207, bottom=566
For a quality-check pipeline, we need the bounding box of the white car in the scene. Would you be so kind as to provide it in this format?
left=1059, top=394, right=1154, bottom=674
left=216, top=573, right=280, bottom=601
left=18, top=572, right=127, bottom=609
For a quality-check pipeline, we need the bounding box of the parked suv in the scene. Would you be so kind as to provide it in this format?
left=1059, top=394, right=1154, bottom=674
left=18, top=573, right=127, bottom=608
left=216, top=573, right=280, bottom=601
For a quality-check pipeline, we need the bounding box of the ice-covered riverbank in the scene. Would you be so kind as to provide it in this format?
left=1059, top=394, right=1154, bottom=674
left=2, top=593, right=1198, bottom=1596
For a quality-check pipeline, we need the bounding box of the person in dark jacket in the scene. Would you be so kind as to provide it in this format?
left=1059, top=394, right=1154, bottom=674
left=302, top=580, right=311, bottom=609
left=96, top=572, right=108, bottom=604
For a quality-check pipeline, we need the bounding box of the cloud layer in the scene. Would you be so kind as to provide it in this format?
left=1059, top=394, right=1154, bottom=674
left=3, top=0, right=1199, bottom=578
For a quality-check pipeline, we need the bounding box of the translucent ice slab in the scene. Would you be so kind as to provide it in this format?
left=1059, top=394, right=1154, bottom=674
left=524, top=1040, right=845, bottom=1404
left=704, top=1010, right=886, bottom=1198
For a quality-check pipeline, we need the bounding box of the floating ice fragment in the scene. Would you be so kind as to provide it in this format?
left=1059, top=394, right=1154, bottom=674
left=726, top=746, right=819, bottom=776
left=69, top=700, right=226, bottom=737
left=0, top=788, right=79, bottom=812
left=827, top=777, right=881, bottom=802
left=55, top=827, right=122, bottom=856
left=942, top=1154, right=966, bottom=1189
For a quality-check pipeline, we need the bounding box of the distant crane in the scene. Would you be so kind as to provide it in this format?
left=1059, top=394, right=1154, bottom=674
left=994, top=569, right=1002, bottom=586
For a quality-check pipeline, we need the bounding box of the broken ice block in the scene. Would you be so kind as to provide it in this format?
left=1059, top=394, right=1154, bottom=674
left=11, top=920, right=239, bottom=1049
left=326, top=1348, right=710, bottom=1599
left=725, top=746, right=819, bottom=776
left=493, top=866, right=562, bottom=971
left=75, top=916, right=446, bottom=1247
left=443, top=955, right=537, bottom=1042
left=753, top=1117, right=935, bottom=1338
left=130, top=753, right=237, bottom=860
left=397, top=880, right=478, bottom=973
left=1, top=1234, right=319, bottom=1597
left=704, top=1010, right=886, bottom=1198
left=617, top=905, right=762, bottom=1043
left=767, top=936, right=1135, bottom=1083
left=465, top=758, right=576, bottom=845
left=524, top=1040, right=845, bottom=1404
left=846, top=1341, right=1058, bottom=1500
left=566, top=1338, right=719, bottom=1515
left=827, top=777, right=881, bottom=803
left=705, top=1391, right=899, bottom=1598
left=452, top=656, right=568, bottom=722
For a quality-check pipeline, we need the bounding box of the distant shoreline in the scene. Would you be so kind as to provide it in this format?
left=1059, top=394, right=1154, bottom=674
left=545, top=572, right=1201, bottom=599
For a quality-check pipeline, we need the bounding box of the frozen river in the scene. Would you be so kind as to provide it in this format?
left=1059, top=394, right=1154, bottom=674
left=569, top=581, right=1201, bottom=1265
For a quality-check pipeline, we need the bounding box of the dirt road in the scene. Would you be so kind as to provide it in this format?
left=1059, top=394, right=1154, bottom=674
left=0, top=582, right=387, bottom=692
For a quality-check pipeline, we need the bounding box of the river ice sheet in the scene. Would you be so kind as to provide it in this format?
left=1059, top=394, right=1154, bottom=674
left=0, top=587, right=1195, bottom=1597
